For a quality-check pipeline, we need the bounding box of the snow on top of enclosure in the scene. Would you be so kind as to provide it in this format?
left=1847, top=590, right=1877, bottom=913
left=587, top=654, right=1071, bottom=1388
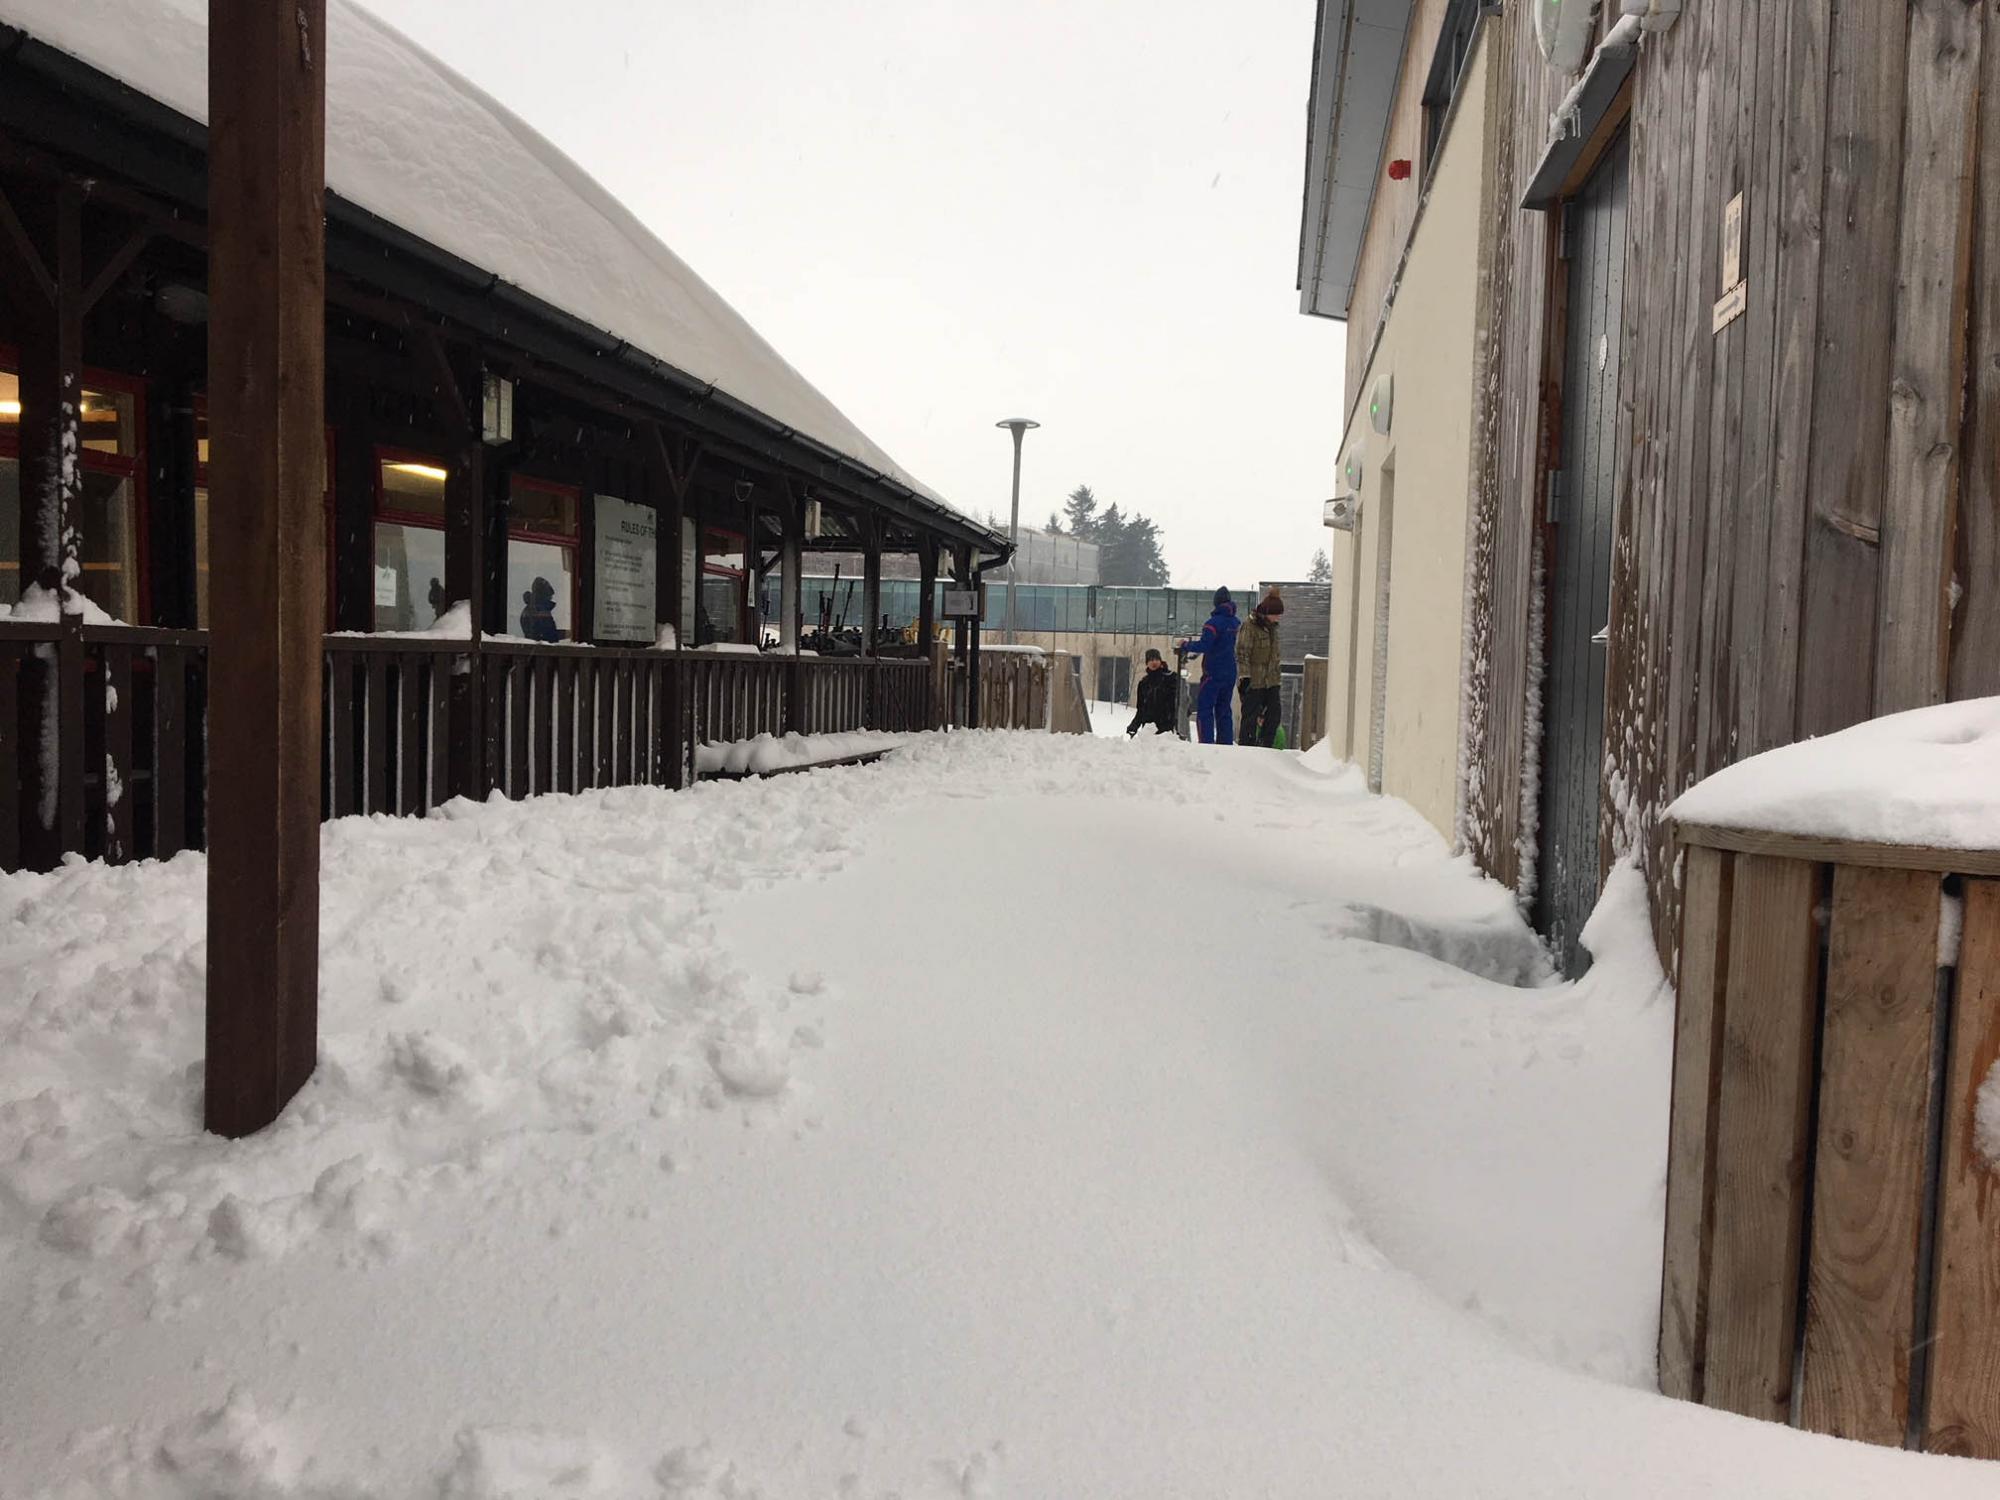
left=1669, top=697, right=2000, bottom=851
left=0, top=0, right=964, bottom=520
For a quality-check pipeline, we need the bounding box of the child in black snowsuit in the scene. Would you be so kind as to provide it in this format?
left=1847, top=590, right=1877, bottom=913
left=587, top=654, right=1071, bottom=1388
left=1126, top=649, right=1180, bottom=737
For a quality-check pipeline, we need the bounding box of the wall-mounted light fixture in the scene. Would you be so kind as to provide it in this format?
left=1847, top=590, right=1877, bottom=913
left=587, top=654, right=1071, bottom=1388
left=1370, top=373, right=1394, bottom=436
left=480, top=372, right=514, bottom=445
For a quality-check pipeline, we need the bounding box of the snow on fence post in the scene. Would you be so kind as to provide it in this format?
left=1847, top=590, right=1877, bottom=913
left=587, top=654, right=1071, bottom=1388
left=203, top=0, right=327, bottom=1138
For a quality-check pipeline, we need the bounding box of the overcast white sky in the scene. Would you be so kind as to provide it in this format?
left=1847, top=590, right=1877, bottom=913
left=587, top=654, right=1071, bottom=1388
left=358, top=0, right=1346, bottom=587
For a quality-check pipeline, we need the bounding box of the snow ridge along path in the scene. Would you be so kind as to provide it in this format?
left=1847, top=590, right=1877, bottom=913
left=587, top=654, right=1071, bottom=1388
left=2, top=732, right=1992, bottom=1497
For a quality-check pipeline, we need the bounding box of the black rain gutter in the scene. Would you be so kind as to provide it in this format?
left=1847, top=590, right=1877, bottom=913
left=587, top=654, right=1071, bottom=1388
left=0, top=24, right=1013, bottom=567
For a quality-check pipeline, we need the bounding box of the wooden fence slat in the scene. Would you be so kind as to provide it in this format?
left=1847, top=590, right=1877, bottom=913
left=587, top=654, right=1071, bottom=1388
left=1925, top=878, right=2000, bottom=1457
left=577, top=659, right=596, bottom=789
left=556, top=658, right=575, bottom=794
left=595, top=659, right=614, bottom=787
left=103, top=648, right=133, bottom=863
left=427, top=657, right=450, bottom=813
left=0, top=645, right=21, bottom=869
left=533, top=655, right=555, bottom=795
left=1800, top=865, right=1943, bottom=1444
left=1661, top=843, right=1734, bottom=1401
left=1872, top=0, right=1983, bottom=714
left=57, top=622, right=85, bottom=853
left=507, top=658, right=530, bottom=799
left=1704, top=853, right=1823, bottom=1422
left=328, top=653, right=356, bottom=817
left=617, top=662, right=636, bottom=784
left=397, top=655, right=422, bottom=816
left=365, top=651, right=389, bottom=816
left=155, top=646, right=188, bottom=856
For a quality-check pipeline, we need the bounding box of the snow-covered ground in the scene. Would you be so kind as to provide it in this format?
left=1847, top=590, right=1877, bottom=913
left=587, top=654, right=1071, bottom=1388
left=1086, top=699, right=1132, bottom=738
left=3, top=733, right=1994, bottom=1497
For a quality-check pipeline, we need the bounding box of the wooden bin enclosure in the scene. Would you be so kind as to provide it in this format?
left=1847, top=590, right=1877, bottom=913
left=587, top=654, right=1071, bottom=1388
left=1661, top=823, right=2000, bottom=1457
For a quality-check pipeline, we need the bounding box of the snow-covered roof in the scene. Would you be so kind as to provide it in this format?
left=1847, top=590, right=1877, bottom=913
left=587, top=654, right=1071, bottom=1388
left=0, top=0, right=970, bottom=525
left=1669, top=698, right=2000, bottom=853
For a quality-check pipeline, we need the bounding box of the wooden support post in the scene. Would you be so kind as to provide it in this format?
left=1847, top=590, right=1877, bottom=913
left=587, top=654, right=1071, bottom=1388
left=861, top=515, right=883, bottom=733
left=781, top=484, right=803, bottom=734
left=967, top=563, right=983, bottom=730
left=3, top=181, right=84, bottom=871
left=11, top=180, right=81, bottom=602
left=434, top=338, right=486, bottom=798
left=204, top=0, right=327, bottom=1138
left=917, top=536, right=937, bottom=726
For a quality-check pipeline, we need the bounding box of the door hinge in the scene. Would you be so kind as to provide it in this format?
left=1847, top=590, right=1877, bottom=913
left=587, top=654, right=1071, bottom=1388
left=1545, top=468, right=1565, bottom=524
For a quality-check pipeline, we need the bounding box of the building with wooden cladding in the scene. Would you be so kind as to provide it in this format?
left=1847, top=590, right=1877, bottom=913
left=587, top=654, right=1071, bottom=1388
left=0, top=0, right=1009, bottom=873
left=1302, top=0, right=2000, bottom=979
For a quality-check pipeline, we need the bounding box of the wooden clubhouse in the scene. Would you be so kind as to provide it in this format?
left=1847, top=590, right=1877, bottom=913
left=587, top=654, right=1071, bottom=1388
left=0, top=0, right=1009, bottom=884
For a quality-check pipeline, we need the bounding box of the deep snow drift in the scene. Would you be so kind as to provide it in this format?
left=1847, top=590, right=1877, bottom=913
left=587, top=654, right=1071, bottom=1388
left=3, top=733, right=1994, bottom=1497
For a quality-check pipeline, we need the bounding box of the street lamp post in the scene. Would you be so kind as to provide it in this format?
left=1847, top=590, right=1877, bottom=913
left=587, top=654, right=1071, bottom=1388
left=994, top=417, right=1039, bottom=644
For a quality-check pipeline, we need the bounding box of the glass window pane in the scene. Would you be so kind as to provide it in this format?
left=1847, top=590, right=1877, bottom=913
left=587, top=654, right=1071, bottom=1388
left=0, top=456, right=18, bottom=609
left=698, top=573, right=742, bottom=644
left=78, top=387, right=135, bottom=458
left=510, top=477, right=578, bottom=537
left=506, top=538, right=577, bottom=641
left=373, top=520, right=448, bottom=631
left=76, top=472, right=135, bottom=620
left=379, top=456, right=448, bottom=520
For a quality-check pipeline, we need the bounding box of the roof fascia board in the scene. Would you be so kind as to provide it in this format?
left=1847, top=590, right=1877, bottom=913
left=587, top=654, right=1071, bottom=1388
left=1297, top=0, right=1414, bottom=321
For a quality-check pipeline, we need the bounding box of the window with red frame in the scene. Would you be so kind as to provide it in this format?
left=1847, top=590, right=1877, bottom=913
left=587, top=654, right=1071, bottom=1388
left=501, top=476, right=579, bottom=642
left=0, top=363, right=146, bottom=621
left=372, top=449, right=451, bottom=631
left=371, top=454, right=582, bottom=639
left=697, top=526, right=747, bottom=645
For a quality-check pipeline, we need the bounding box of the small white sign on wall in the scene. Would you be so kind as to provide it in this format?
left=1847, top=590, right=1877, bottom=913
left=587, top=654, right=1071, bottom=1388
left=374, top=565, right=399, bottom=609
left=943, top=589, right=981, bottom=617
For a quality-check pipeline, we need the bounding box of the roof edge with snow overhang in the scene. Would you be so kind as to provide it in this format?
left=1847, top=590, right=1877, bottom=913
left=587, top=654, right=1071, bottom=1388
left=1296, top=0, right=1414, bottom=322
left=0, top=0, right=1005, bottom=554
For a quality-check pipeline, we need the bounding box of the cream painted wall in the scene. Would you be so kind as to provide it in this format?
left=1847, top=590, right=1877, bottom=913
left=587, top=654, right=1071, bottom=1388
left=1326, top=35, right=1492, bottom=841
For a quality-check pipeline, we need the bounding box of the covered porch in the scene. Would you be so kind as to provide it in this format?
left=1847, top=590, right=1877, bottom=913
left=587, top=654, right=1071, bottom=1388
left=0, top=11, right=1006, bottom=873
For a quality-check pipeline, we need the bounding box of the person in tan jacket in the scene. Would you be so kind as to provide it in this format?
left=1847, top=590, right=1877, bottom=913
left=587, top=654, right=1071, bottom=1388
left=1238, top=589, right=1285, bottom=747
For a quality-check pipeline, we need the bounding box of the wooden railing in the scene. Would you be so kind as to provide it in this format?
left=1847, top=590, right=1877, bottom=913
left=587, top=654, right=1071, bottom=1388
left=794, top=656, right=869, bottom=735
left=871, top=659, right=931, bottom=734
left=1299, top=657, right=1328, bottom=751
left=686, top=651, right=788, bottom=747
left=1, top=622, right=1086, bottom=872
left=0, top=619, right=209, bottom=871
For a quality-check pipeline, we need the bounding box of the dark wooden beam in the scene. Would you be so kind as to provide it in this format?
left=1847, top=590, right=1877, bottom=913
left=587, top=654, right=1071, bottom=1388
left=0, top=179, right=55, bottom=305
left=203, top=0, right=327, bottom=1139
left=81, top=223, right=154, bottom=311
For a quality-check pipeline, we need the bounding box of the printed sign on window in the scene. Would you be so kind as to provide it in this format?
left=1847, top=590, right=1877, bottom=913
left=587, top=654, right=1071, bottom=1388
left=374, top=565, right=400, bottom=609
left=592, top=494, right=658, bottom=642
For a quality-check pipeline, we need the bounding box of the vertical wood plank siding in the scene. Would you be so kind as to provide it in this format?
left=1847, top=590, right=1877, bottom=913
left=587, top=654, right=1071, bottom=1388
left=1461, top=3, right=1994, bottom=965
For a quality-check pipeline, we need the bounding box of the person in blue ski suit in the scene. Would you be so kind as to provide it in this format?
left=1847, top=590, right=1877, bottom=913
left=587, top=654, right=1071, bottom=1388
left=1178, top=587, right=1240, bottom=745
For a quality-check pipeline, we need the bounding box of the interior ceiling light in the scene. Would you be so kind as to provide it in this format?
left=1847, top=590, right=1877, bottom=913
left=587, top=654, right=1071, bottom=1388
left=388, top=462, right=449, bottom=482
left=0, top=401, right=20, bottom=417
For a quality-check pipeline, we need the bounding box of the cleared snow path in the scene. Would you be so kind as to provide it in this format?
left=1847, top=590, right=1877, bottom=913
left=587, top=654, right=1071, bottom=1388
left=2, top=733, right=1993, bottom=1497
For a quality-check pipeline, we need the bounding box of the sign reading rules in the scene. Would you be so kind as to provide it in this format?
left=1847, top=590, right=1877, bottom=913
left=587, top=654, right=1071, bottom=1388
left=592, top=494, right=658, bottom=642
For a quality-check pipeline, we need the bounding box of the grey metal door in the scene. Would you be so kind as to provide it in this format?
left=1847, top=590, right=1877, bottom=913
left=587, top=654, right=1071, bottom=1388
left=1534, top=135, right=1629, bottom=977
